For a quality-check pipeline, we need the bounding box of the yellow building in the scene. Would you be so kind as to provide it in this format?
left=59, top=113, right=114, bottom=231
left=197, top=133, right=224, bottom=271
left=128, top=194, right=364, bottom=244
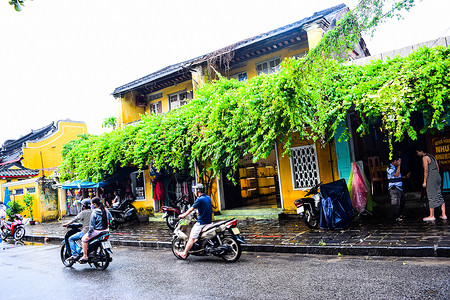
left=0, top=120, right=87, bottom=222
left=111, top=4, right=369, bottom=214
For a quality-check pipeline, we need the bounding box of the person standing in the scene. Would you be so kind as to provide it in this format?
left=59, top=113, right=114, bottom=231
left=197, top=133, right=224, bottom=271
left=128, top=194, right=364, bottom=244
left=416, top=149, right=448, bottom=221
left=175, top=183, right=212, bottom=260
left=387, top=157, right=406, bottom=222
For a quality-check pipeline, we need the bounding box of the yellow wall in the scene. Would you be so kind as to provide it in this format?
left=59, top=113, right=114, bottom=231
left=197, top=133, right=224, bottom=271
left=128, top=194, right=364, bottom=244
left=229, top=46, right=309, bottom=81
left=277, top=132, right=339, bottom=214
left=22, top=120, right=87, bottom=177
left=131, top=169, right=154, bottom=214
left=0, top=180, right=49, bottom=223
left=117, top=92, right=146, bottom=127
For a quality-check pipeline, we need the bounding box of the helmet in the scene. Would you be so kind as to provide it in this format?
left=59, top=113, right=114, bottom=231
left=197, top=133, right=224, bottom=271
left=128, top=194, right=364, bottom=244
left=192, top=183, right=205, bottom=193
left=81, top=199, right=91, bottom=209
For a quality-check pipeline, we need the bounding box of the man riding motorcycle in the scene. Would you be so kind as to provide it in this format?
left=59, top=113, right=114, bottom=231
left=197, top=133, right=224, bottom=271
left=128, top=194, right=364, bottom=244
left=175, top=183, right=212, bottom=260
left=62, top=199, right=91, bottom=260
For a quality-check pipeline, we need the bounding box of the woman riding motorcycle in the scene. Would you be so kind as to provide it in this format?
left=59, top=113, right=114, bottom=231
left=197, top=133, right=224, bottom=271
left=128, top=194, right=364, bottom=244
left=79, top=197, right=112, bottom=263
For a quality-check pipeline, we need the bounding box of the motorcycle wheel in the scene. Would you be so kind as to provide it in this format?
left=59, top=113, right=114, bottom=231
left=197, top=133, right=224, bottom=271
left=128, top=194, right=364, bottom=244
left=221, top=236, right=242, bottom=263
left=93, top=245, right=110, bottom=270
left=166, top=212, right=178, bottom=230
left=110, top=220, right=119, bottom=230
left=303, top=209, right=319, bottom=229
left=172, top=237, right=189, bottom=260
left=60, top=244, right=75, bottom=267
left=1, top=229, right=7, bottom=240
left=13, top=226, right=25, bottom=240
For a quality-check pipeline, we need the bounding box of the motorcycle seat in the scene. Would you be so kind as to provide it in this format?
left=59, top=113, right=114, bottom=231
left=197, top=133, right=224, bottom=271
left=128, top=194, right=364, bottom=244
left=201, top=220, right=228, bottom=232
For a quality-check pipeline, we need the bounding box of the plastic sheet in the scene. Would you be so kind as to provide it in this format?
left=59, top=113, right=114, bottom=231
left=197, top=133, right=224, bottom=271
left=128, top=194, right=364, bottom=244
left=320, top=179, right=353, bottom=229
left=349, top=162, right=368, bottom=213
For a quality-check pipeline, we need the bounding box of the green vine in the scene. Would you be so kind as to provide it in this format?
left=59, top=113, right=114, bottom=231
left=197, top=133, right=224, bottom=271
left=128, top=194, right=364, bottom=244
left=60, top=1, right=449, bottom=183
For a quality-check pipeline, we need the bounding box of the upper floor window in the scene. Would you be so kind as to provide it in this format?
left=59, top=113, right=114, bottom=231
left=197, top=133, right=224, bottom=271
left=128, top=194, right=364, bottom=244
left=150, top=101, right=162, bottom=115
left=256, top=57, right=281, bottom=76
left=230, top=72, right=247, bottom=82
left=168, top=91, right=192, bottom=111
left=290, top=144, right=320, bottom=190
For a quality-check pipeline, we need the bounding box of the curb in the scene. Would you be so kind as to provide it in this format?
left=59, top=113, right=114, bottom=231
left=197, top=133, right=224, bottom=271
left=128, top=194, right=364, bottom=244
left=23, top=235, right=450, bottom=258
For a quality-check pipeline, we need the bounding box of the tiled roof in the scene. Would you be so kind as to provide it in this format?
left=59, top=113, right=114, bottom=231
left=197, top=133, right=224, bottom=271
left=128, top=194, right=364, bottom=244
left=0, top=162, right=39, bottom=179
left=0, top=168, right=39, bottom=178
left=1, top=122, right=56, bottom=156
left=112, top=3, right=347, bottom=97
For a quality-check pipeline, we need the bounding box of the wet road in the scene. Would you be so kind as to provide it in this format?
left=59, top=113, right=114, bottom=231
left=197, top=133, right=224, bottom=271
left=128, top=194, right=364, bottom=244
left=1, top=242, right=449, bottom=299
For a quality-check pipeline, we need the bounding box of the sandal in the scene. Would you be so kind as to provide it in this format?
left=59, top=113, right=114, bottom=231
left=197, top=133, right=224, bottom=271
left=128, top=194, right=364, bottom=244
left=423, top=217, right=436, bottom=222
left=79, top=258, right=89, bottom=264
left=439, top=216, right=448, bottom=220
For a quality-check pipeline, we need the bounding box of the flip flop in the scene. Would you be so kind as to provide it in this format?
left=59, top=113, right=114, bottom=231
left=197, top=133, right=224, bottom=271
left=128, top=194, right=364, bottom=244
left=423, top=217, right=436, bottom=222
left=79, top=258, right=89, bottom=264
left=439, top=216, right=448, bottom=220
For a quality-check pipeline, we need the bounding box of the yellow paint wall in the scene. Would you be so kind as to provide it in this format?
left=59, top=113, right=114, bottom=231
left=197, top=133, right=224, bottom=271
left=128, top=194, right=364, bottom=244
left=22, top=120, right=87, bottom=177
left=1, top=180, right=47, bottom=222
left=277, top=132, right=339, bottom=214
left=229, top=46, right=309, bottom=80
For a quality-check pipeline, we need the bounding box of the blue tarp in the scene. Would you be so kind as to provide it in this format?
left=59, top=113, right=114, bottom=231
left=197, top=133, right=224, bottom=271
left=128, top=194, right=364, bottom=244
left=61, top=180, right=109, bottom=189
left=319, top=179, right=353, bottom=230
left=61, top=168, right=138, bottom=190
left=4, top=187, right=11, bottom=207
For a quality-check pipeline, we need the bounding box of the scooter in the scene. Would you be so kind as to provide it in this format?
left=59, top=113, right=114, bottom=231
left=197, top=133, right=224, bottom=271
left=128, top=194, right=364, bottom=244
left=161, top=194, right=192, bottom=230
left=60, top=223, right=112, bottom=270
left=107, top=198, right=139, bottom=229
left=0, top=213, right=26, bottom=241
left=172, top=217, right=245, bottom=263
left=294, top=182, right=322, bottom=229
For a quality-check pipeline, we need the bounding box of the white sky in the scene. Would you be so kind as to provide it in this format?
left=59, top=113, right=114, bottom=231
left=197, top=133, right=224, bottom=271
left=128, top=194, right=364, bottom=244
left=0, top=0, right=449, bottom=144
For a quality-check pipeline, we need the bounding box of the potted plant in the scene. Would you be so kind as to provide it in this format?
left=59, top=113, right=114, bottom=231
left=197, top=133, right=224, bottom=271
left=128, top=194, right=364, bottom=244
left=23, top=193, right=36, bottom=225
left=137, top=207, right=154, bottom=223
left=6, top=200, right=24, bottom=221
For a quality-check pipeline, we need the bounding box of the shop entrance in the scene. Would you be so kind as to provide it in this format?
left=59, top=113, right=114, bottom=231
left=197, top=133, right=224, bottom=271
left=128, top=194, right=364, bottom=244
left=221, top=151, right=281, bottom=209
left=349, top=112, right=428, bottom=194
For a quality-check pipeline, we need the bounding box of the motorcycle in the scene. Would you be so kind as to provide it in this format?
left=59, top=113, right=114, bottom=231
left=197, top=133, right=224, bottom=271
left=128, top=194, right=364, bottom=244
left=172, top=217, right=245, bottom=263
left=60, top=223, right=112, bottom=270
left=107, top=198, right=139, bottom=229
left=294, top=181, right=322, bottom=229
left=161, top=194, right=192, bottom=230
left=0, top=213, right=26, bottom=241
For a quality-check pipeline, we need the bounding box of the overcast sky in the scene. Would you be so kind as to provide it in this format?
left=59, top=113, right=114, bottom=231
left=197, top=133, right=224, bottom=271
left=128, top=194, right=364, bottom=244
left=0, top=0, right=449, bottom=144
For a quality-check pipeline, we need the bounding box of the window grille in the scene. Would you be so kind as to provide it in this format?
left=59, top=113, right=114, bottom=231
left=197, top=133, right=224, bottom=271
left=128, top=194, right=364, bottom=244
left=290, top=144, right=320, bottom=189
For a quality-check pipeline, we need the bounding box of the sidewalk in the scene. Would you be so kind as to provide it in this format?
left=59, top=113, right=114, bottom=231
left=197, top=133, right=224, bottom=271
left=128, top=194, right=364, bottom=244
left=18, top=197, right=450, bottom=258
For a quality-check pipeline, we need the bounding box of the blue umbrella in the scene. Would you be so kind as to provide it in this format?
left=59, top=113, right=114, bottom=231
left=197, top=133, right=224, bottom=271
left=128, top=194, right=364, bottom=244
left=4, top=187, right=11, bottom=208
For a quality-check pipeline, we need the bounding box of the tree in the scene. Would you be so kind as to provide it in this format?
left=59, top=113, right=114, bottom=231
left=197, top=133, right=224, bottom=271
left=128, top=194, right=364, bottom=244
left=9, top=0, right=27, bottom=12
left=102, top=117, right=117, bottom=130
left=23, top=193, right=35, bottom=221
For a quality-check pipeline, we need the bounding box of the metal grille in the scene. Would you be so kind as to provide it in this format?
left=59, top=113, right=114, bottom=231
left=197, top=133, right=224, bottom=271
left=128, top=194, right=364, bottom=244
left=290, top=144, right=320, bottom=189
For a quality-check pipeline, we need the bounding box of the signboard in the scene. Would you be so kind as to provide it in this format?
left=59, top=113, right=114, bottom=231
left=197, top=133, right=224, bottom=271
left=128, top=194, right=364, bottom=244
left=431, top=134, right=450, bottom=167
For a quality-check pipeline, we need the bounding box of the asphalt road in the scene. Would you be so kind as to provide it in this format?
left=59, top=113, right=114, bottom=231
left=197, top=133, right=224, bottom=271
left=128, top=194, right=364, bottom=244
left=1, top=241, right=449, bottom=300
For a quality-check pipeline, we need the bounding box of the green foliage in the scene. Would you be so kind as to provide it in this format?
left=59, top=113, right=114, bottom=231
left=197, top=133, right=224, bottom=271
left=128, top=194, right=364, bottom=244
left=6, top=200, right=24, bottom=221
left=9, top=0, right=27, bottom=11
left=102, top=116, right=117, bottom=130
left=23, top=193, right=34, bottom=220
left=60, top=0, right=447, bottom=182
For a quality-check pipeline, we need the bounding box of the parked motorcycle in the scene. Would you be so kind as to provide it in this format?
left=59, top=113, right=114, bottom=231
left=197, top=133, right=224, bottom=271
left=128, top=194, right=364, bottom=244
left=60, top=223, right=112, bottom=270
left=294, top=182, right=322, bottom=229
left=107, top=198, right=139, bottom=229
left=0, top=213, right=26, bottom=241
left=161, top=194, right=192, bottom=230
left=172, top=217, right=245, bottom=263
